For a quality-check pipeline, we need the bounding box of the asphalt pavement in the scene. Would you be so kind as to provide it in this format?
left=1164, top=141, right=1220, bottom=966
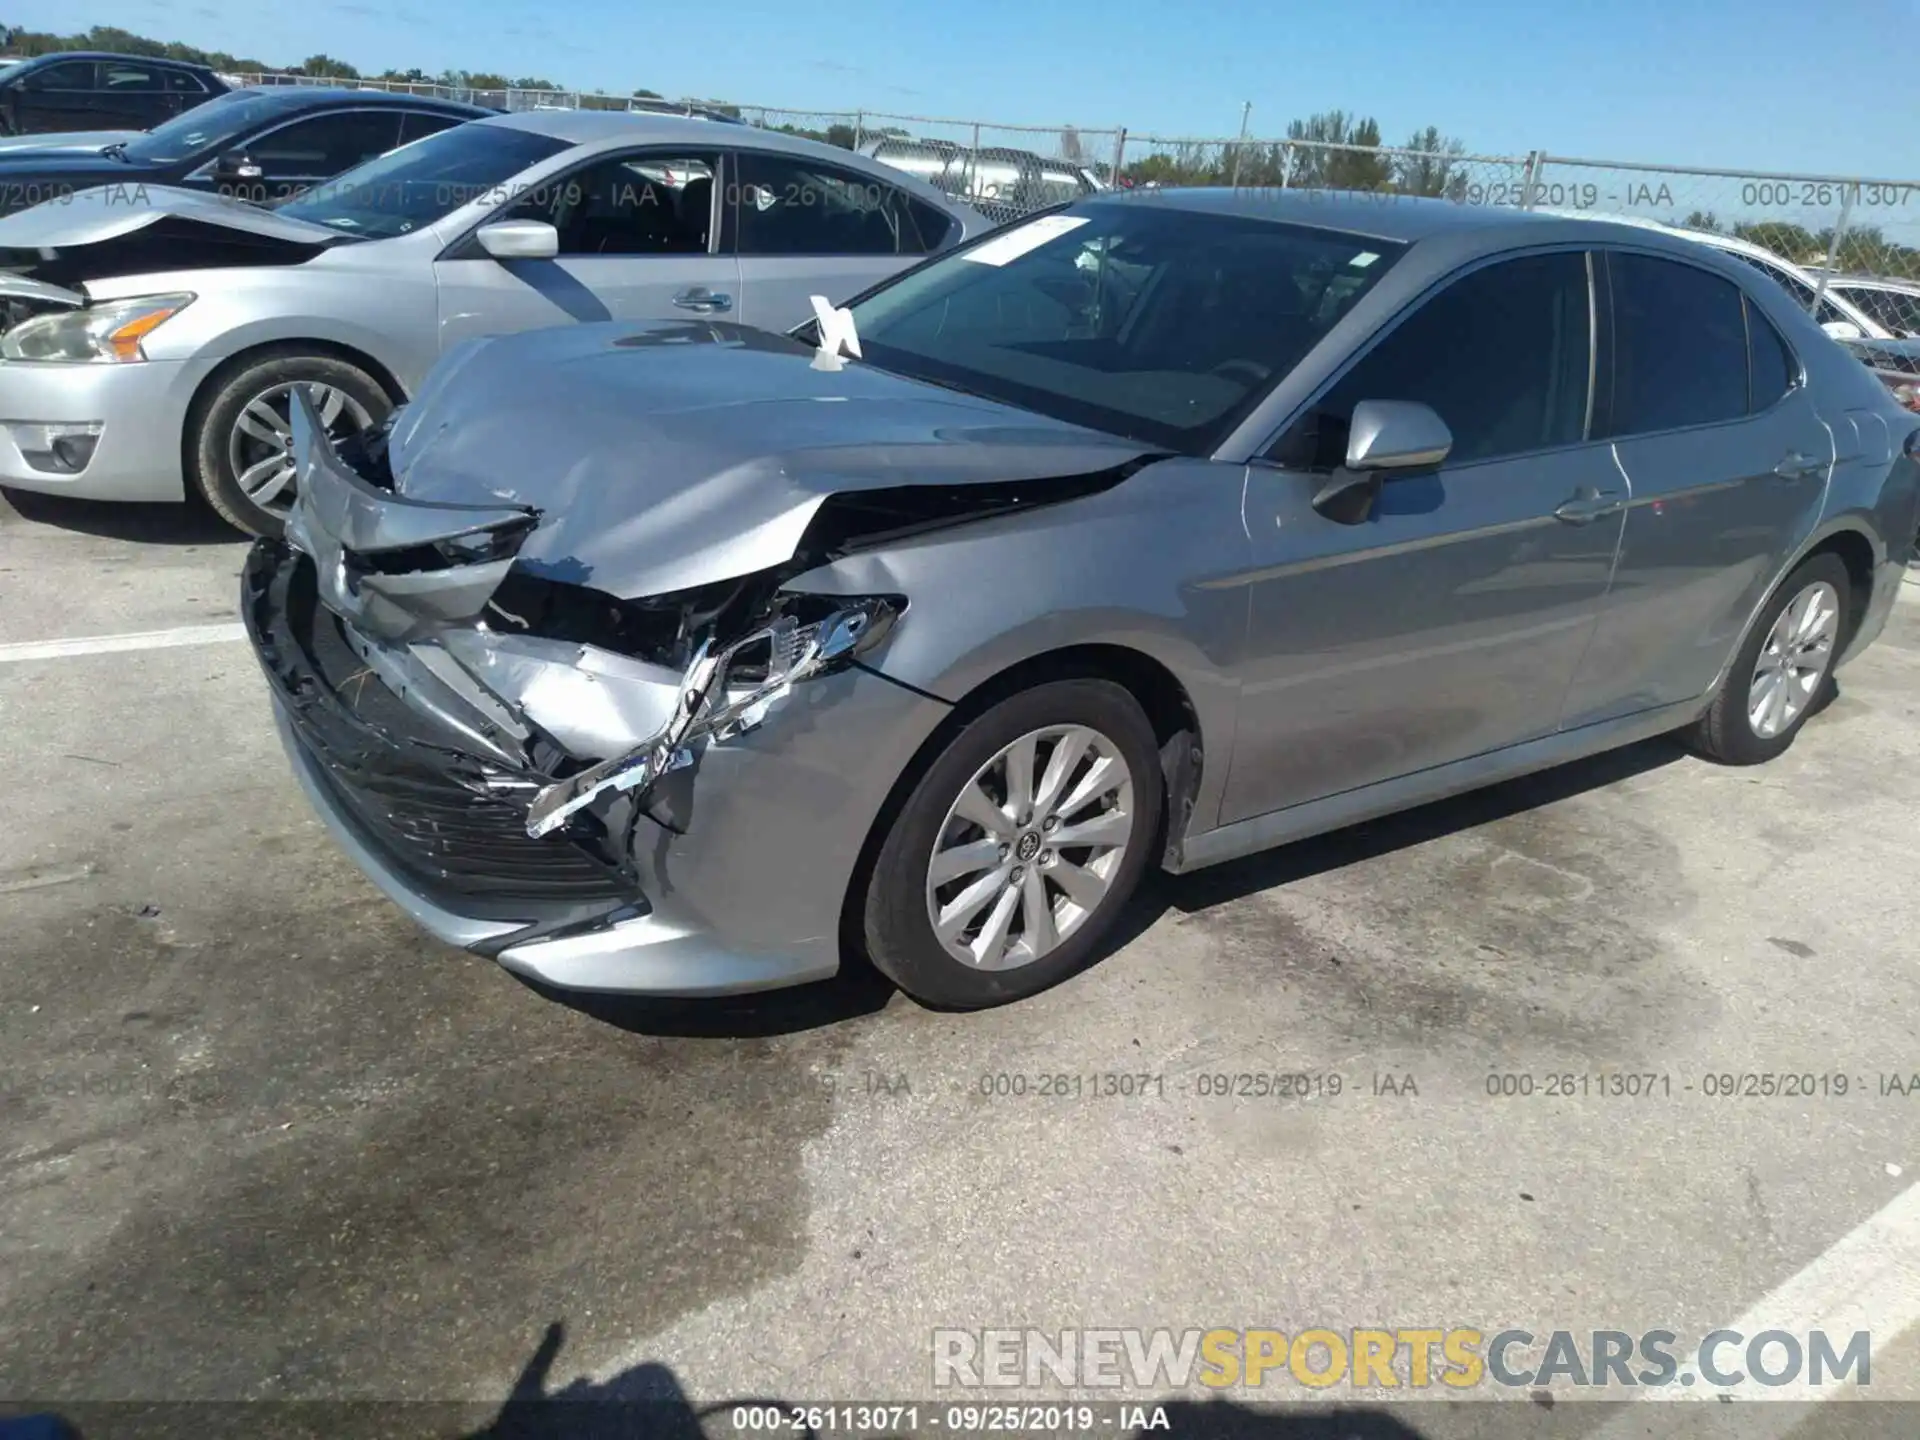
left=3, top=487, right=1918, bottom=1437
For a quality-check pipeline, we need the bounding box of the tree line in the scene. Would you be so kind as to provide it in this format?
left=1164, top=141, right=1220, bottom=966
left=8, top=22, right=1916, bottom=278
left=1679, top=211, right=1918, bottom=280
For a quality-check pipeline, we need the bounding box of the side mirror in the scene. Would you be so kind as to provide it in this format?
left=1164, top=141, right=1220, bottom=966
left=214, top=149, right=261, bottom=182
left=1822, top=319, right=1865, bottom=342
left=1312, top=399, right=1453, bottom=525
left=1345, top=399, right=1454, bottom=472
left=475, top=219, right=559, bottom=260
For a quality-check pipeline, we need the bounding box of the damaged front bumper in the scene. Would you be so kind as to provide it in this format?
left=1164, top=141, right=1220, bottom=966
left=245, top=391, right=953, bottom=995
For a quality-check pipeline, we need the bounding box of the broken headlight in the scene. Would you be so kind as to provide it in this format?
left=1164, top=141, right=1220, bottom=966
left=1, top=293, right=195, bottom=363
left=523, top=593, right=901, bottom=838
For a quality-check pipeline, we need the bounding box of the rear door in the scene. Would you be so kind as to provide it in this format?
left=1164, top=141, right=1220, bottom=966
left=1228, top=249, right=1624, bottom=823
left=1559, top=249, right=1833, bottom=726
left=396, top=108, right=467, bottom=147
left=161, top=68, right=211, bottom=121
left=432, top=146, right=740, bottom=353
left=93, top=59, right=169, bottom=129
left=724, top=148, right=960, bottom=331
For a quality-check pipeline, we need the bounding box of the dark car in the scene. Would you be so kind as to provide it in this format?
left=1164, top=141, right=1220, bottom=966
left=0, top=51, right=227, bottom=136
left=0, top=86, right=493, bottom=214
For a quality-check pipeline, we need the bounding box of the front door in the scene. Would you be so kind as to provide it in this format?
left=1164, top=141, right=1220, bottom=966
left=1225, top=249, right=1623, bottom=824
left=432, top=147, right=741, bottom=353
left=9, top=60, right=101, bottom=133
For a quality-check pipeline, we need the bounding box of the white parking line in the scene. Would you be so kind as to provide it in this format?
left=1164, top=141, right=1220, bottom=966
left=0, top=623, right=248, bottom=665
left=1588, top=1180, right=1920, bottom=1436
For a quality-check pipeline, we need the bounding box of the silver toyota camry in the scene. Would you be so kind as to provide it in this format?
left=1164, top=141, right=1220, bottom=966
left=0, top=111, right=982, bottom=535
left=247, top=190, right=1919, bottom=1010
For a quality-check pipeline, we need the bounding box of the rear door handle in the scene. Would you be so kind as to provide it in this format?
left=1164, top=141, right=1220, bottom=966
left=1552, top=486, right=1625, bottom=525
left=1772, top=451, right=1825, bottom=480
left=672, top=288, right=732, bottom=313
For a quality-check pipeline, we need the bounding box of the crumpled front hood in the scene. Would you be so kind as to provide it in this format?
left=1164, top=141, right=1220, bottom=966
left=0, top=182, right=348, bottom=250
left=0, top=129, right=142, bottom=157
left=387, top=320, right=1155, bottom=598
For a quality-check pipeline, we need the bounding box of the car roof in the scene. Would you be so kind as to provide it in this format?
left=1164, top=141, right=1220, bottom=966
left=1822, top=273, right=1920, bottom=293
left=1531, top=206, right=1824, bottom=265
left=232, top=85, right=493, bottom=117
left=9, top=50, right=219, bottom=74
left=483, top=107, right=901, bottom=157
left=1086, top=186, right=1697, bottom=248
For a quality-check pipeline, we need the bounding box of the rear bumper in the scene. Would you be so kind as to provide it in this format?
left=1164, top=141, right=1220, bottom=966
left=0, top=355, right=216, bottom=503
left=247, top=541, right=954, bottom=996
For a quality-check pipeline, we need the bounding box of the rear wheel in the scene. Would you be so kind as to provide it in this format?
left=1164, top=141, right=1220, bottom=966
left=190, top=351, right=390, bottom=537
left=861, top=679, right=1163, bottom=1009
left=1684, top=552, right=1849, bottom=764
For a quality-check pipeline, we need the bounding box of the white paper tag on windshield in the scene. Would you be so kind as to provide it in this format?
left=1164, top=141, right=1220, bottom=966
left=960, top=214, right=1091, bottom=266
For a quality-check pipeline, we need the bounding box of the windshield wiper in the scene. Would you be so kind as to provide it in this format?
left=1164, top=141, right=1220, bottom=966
left=100, top=143, right=130, bottom=161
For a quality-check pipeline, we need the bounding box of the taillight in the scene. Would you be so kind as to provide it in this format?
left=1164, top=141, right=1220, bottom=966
left=1896, top=383, right=1920, bottom=414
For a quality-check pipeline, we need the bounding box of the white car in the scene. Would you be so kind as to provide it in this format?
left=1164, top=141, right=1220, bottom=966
left=1803, top=269, right=1920, bottom=339
left=1538, top=210, right=1891, bottom=341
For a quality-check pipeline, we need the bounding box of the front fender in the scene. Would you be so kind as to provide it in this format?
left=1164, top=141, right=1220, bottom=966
left=785, top=458, right=1252, bottom=835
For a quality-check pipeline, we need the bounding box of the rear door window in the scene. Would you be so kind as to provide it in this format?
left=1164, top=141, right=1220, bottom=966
left=1603, top=251, right=1748, bottom=436
left=100, top=63, right=163, bottom=92
left=397, top=109, right=467, bottom=146
left=731, top=152, right=951, bottom=256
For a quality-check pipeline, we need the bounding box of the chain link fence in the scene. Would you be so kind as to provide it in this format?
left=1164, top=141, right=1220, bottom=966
left=1113, top=134, right=1534, bottom=201
left=224, top=71, right=1920, bottom=297
left=1530, top=155, right=1920, bottom=287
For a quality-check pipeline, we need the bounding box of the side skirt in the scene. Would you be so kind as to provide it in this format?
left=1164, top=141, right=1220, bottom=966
left=1169, top=697, right=1706, bottom=875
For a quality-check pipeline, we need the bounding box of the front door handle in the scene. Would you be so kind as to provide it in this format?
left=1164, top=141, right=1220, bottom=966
left=1772, top=451, right=1825, bottom=480
left=1552, top=486, right=1625, bottom=525
left=672, top=288, right=732, bottom=313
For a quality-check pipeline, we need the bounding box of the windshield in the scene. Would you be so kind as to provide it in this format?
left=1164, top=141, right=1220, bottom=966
left=122, top=90, right=280, bottom=165
left=271, top=123, right=569, bottom=240
left=840, top=202, right=1405, bottom=453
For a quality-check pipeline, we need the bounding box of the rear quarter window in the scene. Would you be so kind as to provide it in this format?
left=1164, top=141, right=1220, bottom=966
left=1745, top=297, right=1797, bottom=412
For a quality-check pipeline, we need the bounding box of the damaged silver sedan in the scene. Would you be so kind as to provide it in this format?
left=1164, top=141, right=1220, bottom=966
left=247, top=190, right=1918, bottom=1008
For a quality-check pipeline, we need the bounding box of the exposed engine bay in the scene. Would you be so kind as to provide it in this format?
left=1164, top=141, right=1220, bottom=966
left=265, top=386, right=1154, bottom=896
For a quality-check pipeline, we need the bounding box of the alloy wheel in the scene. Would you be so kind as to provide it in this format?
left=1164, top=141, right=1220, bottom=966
left=923, top=724, right=1137, bottom=971
left=225, top=381, right=374, bottom=517
left=1748, top=579, right=1840, bottom=739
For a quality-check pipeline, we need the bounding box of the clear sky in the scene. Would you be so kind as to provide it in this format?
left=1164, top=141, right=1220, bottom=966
left=16, top=0, right=1920, bottom=177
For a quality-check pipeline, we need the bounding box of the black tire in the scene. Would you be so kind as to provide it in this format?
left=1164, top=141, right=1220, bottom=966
left=860, top=678, right=1164, bottom=1010
left=188, top=350, right=392, bottom=538
left=1684, top=552, right=1850, bottom=765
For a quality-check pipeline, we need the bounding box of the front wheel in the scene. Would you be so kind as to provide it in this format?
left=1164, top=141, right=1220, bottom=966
left=860, top=679, right=1164, bottom=1009
left=189, top=351, right=390, bottom=537
left=1684, top=552, right=1849, bottom=765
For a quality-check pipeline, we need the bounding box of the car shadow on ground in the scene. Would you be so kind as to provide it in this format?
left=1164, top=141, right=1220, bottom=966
left=449, top=1323, right=1455, bottom=1440
left=537, top=734, right=1695, bottom=1043
left=0, top=486, right=246, bottom=547
left=1117, top=732, right=1693, bottom=941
